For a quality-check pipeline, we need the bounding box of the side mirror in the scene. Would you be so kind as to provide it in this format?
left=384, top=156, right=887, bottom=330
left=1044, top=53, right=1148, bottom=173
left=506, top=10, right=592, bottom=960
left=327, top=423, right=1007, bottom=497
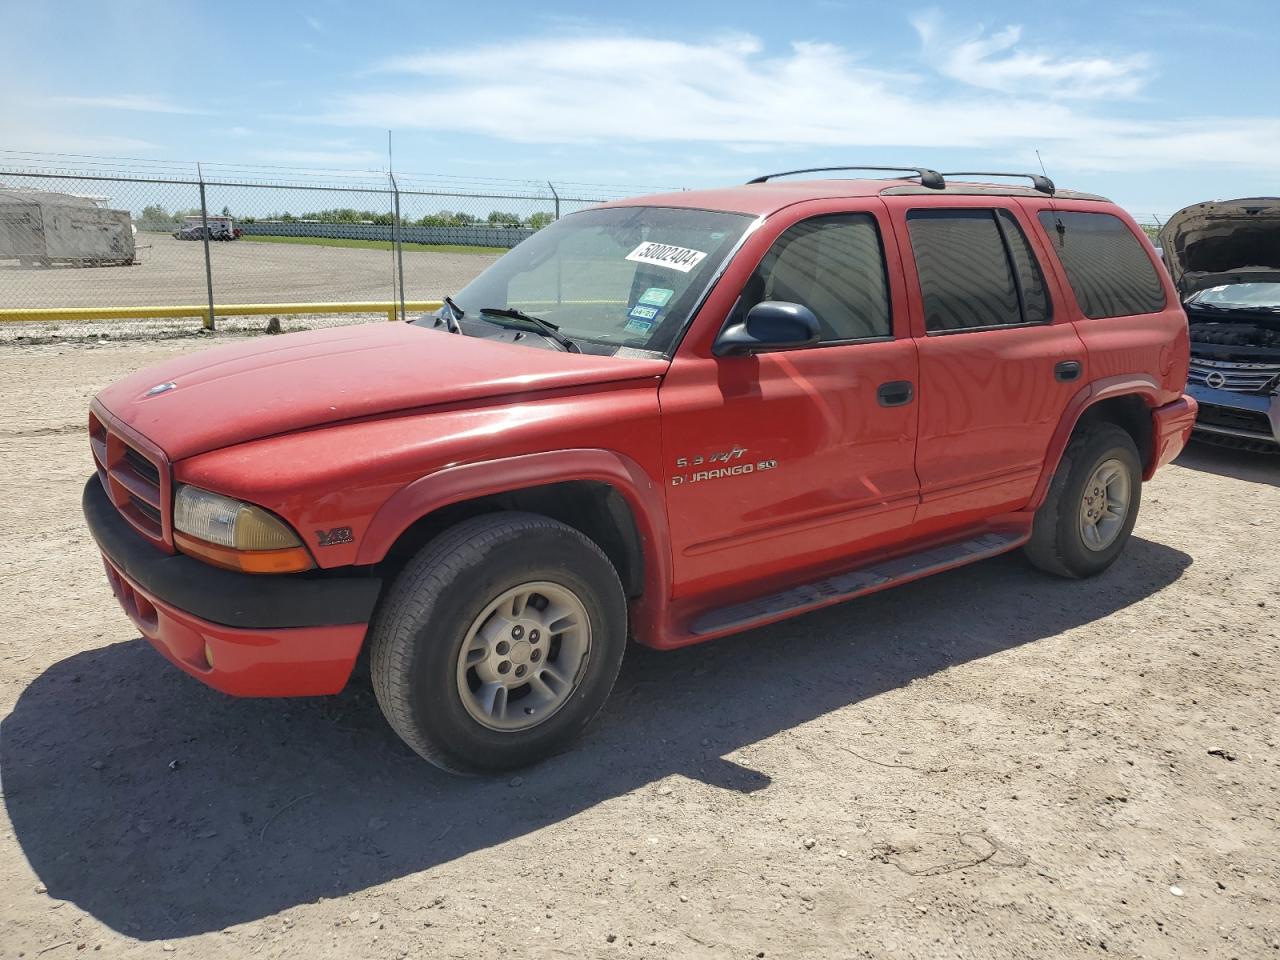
left=713, top=301, right=820, bottom=356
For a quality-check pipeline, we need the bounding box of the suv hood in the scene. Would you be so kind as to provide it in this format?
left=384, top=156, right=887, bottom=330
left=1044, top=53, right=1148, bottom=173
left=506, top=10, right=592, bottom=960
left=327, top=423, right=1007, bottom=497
left=1158, top=197, right=1280, bottom=298
left=95, top=323, right=669, bottom=461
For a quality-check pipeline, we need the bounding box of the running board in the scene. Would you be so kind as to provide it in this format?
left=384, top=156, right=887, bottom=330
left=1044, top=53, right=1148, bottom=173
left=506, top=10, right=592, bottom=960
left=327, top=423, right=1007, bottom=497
left=689, top=531, right=1025, bottom=637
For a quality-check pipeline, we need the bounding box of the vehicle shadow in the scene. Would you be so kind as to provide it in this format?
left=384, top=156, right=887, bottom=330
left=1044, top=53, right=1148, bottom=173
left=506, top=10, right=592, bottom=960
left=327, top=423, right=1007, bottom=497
left=1, top=537, right=1191, bottom=940
left=1176, top=439, right=1279, bottom=487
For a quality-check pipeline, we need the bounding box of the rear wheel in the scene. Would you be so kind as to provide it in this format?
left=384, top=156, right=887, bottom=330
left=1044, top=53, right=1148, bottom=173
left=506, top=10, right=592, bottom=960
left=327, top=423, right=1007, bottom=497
left=369, top=512, right=627, bottom=773
left=1024, top=422, right=1142, bottom=578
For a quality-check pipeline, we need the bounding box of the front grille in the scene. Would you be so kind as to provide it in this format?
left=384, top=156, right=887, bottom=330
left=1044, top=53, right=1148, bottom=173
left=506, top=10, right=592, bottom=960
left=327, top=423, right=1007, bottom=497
left=1188, top=358, right=1280, bottom=394
left=132, top=497, right=162, bottom=526
left=124, top=445, right=161, bottom=487
left=1195, top=403, right=1276, bottom=440
left=89, top=409, right=171, bottom=550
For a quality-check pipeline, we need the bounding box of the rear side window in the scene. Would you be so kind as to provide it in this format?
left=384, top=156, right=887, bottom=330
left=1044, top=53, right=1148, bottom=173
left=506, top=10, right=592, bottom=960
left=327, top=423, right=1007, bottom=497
left=1036, top=211, right=1166, bottom=318
left=907, top=209, right=1051, bottom=332
left=734, top=213, right=891, bottom=342
left=998, top=210, right=1051, bottom=325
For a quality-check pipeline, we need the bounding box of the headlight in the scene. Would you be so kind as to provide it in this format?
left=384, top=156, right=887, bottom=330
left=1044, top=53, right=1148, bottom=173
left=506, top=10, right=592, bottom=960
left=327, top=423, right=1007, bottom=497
left=173, top=485, right=313, bottom=573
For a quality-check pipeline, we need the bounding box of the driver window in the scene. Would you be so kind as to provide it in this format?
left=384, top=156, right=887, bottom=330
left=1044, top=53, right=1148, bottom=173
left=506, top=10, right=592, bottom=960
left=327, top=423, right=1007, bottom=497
left=734, top=213, right=892, bottom=343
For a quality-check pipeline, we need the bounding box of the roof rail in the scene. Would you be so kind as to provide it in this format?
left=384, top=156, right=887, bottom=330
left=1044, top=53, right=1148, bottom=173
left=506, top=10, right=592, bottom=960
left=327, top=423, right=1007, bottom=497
left=747, top=166, right=946, bottom=190
left=935, top=171, right=1056, bottom=195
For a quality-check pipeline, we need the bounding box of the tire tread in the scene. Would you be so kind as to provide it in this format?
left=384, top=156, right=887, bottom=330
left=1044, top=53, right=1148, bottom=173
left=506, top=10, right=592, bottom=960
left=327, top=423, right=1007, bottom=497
left=1024, top=421, right=1140, bottom=579
left=369, top=512, right=623, bottom=772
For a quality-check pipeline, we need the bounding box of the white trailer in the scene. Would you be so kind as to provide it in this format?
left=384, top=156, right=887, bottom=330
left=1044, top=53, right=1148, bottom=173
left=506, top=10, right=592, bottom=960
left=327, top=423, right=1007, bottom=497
left=0, top=189, right=136, bottom=267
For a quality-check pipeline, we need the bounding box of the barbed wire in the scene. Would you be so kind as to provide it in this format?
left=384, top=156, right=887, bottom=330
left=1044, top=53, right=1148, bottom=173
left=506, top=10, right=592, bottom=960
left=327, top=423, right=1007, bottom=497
left=0, top=150, right=677, bottom=200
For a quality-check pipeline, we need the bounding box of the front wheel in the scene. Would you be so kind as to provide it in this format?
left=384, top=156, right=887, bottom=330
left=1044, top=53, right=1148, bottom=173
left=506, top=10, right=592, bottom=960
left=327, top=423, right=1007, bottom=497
left=369, top=512, right=627, bottom=773
left=1023, top=422, right=1142, bottom=578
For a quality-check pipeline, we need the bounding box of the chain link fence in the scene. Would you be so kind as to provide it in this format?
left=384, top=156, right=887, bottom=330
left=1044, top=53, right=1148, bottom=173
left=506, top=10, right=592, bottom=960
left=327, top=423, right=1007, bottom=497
left=0, top=153, right=1172, bottom=344
left=0, top=156, right=667, bottom=342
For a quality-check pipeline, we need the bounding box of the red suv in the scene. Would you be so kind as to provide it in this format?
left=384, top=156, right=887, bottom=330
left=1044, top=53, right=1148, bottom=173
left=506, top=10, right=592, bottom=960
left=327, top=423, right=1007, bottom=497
left=84, top=166, right=1196, bottom=772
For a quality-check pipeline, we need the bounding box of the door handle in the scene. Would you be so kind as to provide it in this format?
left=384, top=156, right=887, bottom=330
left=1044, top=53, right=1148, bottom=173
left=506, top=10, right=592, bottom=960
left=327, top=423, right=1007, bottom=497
left=877, top=380, right=914, bottom=407
left=1055, top=360, right=1083, bottom=382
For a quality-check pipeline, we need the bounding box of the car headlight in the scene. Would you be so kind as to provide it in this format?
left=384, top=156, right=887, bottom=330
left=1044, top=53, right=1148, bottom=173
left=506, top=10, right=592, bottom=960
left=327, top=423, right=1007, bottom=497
left=173, top=485, right=313, bottom=573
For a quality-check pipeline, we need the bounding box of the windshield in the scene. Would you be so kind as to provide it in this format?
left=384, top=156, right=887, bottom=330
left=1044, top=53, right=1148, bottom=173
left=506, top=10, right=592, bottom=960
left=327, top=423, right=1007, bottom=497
left=1188, top=282, right=1280, bottom=309
left=415, top=205, right=754, bottom=356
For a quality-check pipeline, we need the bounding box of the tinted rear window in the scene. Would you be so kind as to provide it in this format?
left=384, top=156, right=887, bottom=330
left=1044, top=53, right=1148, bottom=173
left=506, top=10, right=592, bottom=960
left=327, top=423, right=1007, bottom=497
left=1037, top=211, right=1166, bottom=318
left=908, top=209, right=1035, bottom=332
left=998, top=210, right=1051, bottom=325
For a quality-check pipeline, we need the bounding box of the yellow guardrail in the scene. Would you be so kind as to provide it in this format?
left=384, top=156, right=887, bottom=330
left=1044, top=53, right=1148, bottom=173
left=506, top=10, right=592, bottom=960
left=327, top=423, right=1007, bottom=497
left=0, top=301, right=444, bottom=326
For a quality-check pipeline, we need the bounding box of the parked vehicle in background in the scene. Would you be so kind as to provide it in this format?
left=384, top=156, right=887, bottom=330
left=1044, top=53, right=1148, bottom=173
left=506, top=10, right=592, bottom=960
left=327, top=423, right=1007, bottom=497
left=174, top=215, right=240, bottom=240
left=1160, top=198, right=1280, bottom=452
left=83, top=166, right=1195, bottom=773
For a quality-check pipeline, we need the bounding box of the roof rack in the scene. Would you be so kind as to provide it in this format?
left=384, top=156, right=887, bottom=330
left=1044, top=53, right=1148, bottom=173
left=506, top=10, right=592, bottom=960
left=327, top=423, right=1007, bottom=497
left=747, top=166, right=946, bottom=190
left=935, top=171, right=1056, bottom=195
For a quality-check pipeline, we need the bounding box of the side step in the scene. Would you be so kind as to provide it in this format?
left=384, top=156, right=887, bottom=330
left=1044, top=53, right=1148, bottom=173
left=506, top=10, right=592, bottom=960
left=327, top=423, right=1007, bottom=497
left=689, top=531, right=1025, bottom=636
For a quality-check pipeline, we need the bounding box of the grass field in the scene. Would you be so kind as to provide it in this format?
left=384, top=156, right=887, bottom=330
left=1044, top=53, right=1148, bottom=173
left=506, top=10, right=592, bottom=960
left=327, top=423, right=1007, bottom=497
left=240, top=234, right=505, bottom=255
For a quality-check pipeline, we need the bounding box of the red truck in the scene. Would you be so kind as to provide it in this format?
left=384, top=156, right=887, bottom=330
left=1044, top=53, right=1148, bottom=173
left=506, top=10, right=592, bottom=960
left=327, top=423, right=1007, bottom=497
left=84, top=166, right=1196, bottom=773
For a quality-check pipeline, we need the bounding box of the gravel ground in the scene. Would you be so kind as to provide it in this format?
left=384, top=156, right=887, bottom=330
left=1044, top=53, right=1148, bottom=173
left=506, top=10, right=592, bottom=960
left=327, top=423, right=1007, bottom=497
left=0, top=234, right=497, bottom=310
left=0, top=338, right=1277, bottom=960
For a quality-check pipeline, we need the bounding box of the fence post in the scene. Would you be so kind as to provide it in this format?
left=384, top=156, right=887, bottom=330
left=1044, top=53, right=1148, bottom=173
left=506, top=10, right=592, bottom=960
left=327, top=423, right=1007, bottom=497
left=390, top=173, right=406, bottom=322
left=547, top=181, right=560, bottom=220
left=197, top=163, right=216, bottom=331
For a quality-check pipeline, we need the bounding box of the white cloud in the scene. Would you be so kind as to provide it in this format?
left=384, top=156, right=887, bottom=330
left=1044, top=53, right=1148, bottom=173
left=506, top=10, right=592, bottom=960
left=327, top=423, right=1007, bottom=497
left=318, top=29, right=1280, bottom=173
left=911, top=10, right=1150, bottom=99
left=305, top=15, right=323, bottom=33
left=334, top=34, right=1078, bottom=147
left=0, top=131, right=160, bottom=155
left=1049, top=117, right=1280, bottom=172
left=52, top=94, right=211, bottom=115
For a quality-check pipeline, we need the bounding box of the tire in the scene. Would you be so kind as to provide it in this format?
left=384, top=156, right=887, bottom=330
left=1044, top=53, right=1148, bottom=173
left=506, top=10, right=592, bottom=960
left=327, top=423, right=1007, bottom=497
left=1023, top=422, right=1142, bottom=579
left=368, top=512, right=627, bottom=773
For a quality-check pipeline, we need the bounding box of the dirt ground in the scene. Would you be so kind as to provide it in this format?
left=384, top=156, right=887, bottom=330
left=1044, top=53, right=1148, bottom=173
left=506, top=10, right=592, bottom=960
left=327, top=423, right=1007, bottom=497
left=0, top=336, right=1277, bottom=960
left=0, top=234, right=497, bottom=310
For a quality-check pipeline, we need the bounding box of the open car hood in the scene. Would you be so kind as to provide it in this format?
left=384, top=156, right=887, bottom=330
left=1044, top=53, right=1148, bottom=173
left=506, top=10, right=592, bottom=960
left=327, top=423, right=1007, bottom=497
left=1158, top=197, right=1280, bottom=299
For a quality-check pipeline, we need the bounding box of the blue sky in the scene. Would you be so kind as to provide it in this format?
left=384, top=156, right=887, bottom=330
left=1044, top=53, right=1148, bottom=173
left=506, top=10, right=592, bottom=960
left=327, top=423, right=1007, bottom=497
left=2, top=0, right=1277, bottom=217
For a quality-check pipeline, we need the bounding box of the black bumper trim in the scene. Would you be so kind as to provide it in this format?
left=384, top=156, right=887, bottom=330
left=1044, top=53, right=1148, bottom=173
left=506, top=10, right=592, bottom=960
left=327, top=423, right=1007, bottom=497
left=83, top=477, right=382, bottom=630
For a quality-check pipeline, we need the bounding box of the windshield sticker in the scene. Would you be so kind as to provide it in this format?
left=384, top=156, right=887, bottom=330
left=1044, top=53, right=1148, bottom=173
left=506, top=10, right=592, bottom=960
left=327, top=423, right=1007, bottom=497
left=628, top=304, right=661, bottom=322
left=624, top=304, right=661, bottom=334
left=638, top=287, right=674, bottom=307
left=626, top=241, right=707, bottom=273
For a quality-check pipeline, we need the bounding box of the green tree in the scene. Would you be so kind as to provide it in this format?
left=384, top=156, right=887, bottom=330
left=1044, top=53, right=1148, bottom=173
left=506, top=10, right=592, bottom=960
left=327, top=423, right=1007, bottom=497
left=526, top=211, right=554, bottom=230
left=140, top=204, right=171, bottom=224
left=487, top=210, right=521, bottom=226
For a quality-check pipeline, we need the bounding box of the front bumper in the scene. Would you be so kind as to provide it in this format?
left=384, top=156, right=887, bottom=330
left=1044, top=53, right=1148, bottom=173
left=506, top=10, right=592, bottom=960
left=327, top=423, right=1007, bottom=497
left=83, top=477, right=381, bottom=696
left=1187, top=383, right=1280, bottom=451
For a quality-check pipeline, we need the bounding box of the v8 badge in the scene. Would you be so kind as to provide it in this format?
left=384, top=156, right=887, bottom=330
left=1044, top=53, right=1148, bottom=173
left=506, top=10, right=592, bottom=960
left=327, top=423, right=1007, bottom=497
left=315, top=527, right=354, bottom=547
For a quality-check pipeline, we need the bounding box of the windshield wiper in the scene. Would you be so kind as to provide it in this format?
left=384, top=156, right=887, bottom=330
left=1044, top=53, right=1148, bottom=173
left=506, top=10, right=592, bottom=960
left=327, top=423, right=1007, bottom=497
left=479, top=307, right=581, bottom=353
left=441, top=296, right=466, bottom=335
